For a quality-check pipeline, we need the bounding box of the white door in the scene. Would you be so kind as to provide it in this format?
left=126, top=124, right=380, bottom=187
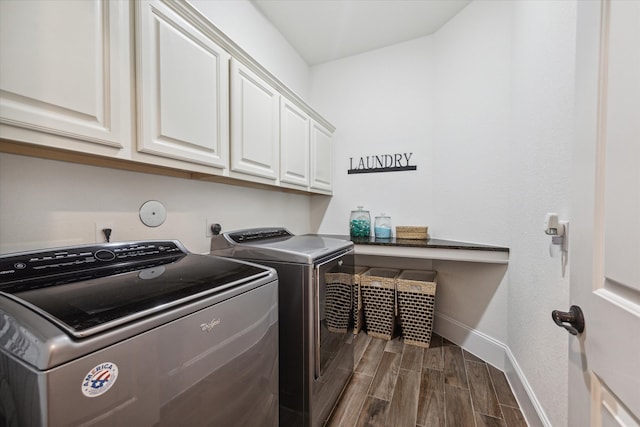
left=567, top=0, right=640, bottom=426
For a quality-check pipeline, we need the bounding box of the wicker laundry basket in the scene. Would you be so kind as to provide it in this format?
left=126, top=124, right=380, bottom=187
left=396, top=270, right=437, bottom=348
left=360, top=268, right=400, bottom=340
left=351, top=266, right=369, bottom=335
left=325, top=267, right=354, bottom=333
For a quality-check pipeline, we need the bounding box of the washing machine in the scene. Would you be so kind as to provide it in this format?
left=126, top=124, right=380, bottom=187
left=0, top=240, right=278, bottom=426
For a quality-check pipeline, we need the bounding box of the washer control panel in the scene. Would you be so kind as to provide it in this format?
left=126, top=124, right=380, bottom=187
left=227, top=228, right=293, bottom=243
left=0, top=241, right=186, bottom=286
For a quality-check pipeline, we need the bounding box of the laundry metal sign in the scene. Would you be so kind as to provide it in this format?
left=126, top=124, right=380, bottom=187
left=348, top=152, right=416, bottom=174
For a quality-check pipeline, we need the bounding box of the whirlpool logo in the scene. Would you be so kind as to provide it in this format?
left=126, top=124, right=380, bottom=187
left=199, top=318, right=221, bottom=332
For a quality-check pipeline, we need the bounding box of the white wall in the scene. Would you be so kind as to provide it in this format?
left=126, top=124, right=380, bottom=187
left=309, top=1, right=576, bottom=425
left=308, top=1, right=511, bottom=356
left=432, top=1, right=511, bottom=246
left=507, top=1, right=576, bottom=425
left=309, top=36, right=436, bottom=234
left=429, top=1, right=512, bottom=364
left=0, top=153, right=311, bottom=254
left=307, top=0, right=511, bottom=329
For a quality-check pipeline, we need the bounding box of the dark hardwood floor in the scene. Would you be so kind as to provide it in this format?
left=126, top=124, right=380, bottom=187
left=327, top=333, right=528, bottom=427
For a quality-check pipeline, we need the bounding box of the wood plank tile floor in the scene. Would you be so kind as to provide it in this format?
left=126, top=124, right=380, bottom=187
left=326, top=333, right=528, bottom=427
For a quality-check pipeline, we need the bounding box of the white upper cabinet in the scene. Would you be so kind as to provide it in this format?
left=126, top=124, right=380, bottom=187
left=0, top=0, right=132, bottom=157
left=280, top=98, right=310, bottom=188
left=310, top=120, right=333, bottom=193
left=230, top=59, right=280, bottom=180
left=0, top=0, right=333, bottom=193
left=136, top=0, right=229, bottom=170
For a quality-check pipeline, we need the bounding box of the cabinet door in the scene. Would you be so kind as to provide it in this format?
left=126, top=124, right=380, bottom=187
left=280, top=98, right=310, bottom=188
left=0, top=0, right=132, bottom=157
left=136, top=0, right=229, bottom=170
left=230, top=60, right=280, bottom=180
left=310, top=121, right=333, bottom=193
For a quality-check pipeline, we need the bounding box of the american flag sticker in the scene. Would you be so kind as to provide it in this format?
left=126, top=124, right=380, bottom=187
left=81, top=362, right=119, bottom=398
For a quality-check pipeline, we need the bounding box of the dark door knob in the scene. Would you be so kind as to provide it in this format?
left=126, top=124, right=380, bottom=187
left=552, top=305, right=585, bottom=335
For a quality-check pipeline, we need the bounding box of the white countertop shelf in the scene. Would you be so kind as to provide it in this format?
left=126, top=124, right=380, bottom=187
left=319, top=235, right=510, bottom=264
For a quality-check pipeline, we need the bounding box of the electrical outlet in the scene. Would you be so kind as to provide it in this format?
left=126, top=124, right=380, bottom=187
left=205, top=220, right=221, bottom=238
left=95, top=222, right=114, bottom=243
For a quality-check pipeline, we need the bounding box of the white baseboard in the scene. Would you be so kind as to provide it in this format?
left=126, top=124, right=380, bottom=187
left=434, top=312, right=547, bottom=427
left=503, top=347, right=551, bottom=427
left=433, top=312, right=507, bottom=370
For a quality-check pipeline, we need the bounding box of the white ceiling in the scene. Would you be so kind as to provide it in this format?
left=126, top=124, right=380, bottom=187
left=250, top=0, right=471, bottom=65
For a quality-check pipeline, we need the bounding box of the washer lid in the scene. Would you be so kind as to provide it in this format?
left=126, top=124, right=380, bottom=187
left=214, top=229, right=353, bottom=264
left=0, top=241, right=271, bottom=338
